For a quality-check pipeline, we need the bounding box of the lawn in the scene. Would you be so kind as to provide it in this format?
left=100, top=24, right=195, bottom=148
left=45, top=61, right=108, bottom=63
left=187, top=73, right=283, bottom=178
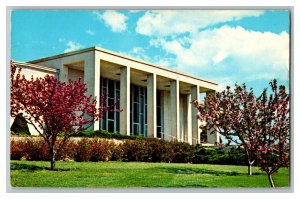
left=10, top=160, right=289, bottom=188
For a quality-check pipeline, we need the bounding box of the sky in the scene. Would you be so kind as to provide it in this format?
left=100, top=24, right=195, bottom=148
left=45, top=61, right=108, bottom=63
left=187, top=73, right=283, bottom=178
left=11, top=9, right=290, bottom=96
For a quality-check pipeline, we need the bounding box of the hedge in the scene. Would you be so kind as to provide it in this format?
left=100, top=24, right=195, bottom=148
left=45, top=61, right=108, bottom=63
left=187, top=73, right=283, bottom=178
left=193, top=145, right=247, bottom=165
left=10, top=137, right=247, bottom=165
left=72, top=130, right=146, bottom=140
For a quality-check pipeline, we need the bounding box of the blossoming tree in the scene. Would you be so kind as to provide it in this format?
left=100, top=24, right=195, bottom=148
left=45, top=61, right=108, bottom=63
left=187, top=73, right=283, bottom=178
left=192, top=84, right=259, bottom=175
left=10, top=61, right=119, bottom=170
left=255, top=80, right=290, bottom=187
left=192, top=80, right=290, bottom=186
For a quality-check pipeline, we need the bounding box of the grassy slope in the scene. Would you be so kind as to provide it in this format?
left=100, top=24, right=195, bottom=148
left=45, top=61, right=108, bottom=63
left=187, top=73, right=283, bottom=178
left=10, top=160, right=289, bottom=188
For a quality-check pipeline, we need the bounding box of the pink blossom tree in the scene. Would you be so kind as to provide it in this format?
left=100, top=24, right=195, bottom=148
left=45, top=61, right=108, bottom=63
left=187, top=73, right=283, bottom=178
left=192, top=84, right=259, bottom=175
left=255, top=80, right=290, bottom=187
left=10, top=61, right=119, bottom=170
left=192, top=80, right=290, bottom=187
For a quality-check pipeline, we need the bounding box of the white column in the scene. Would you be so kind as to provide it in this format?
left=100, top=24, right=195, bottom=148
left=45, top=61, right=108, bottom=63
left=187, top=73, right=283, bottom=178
left=187, top=94, right=192, bottom=145
left=84, top=52, right=101, bottom=130
left=59, top=64, right=68, bottom=82
left=162, top=90, right=171, bottom=141
left=191, top=85, right=200, bottom=145
left=170, top=80, right=180, bottom=141
left=147, top=73, right=157, bottom=138
left=206, top=90, right=220, bottom=144
left=120, top=66, right=130, bottom=136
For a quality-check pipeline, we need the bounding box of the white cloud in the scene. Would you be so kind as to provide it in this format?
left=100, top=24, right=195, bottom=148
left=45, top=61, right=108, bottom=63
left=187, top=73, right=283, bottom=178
left=136, top=10, right=289, bottom=92
left=120, top=47, right=150, bottom=62
left=86, top=29, right=95, bottom=35
left=64, top=41, right=83, bottom=53
left=94, top=10, right=127, bottom=32
left=153, top=56, right=176, bottom=68
left=149, top=38, right=164, bottom=48
left=129, top=10, right=142, bottom=13
left=215, top=77, right=236, bottom=92
left=213, top=51, right=228, bottom=65
left=151, top=26, right=289, bottom=83
left=136, top=10, right=264, bottom=36
left=132, top=47, right=144, bottom=54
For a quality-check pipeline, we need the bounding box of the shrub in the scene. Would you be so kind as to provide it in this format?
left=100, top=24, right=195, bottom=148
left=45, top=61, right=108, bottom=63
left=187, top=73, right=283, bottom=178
left=11, top=139, right=27, bottom=160
left=193, top=145, right=211, bottom=163
left=111, top=143, right=124, bottom=161
left=121, top=140, right=148, bottom=162
left=90, top=139, right=115, bottom=162
left=119, top=139, right=194, bottom=163
left=73, top=130, right=95, bottom=137
left=227, top=148, right=247, bottom=166
left=168, top=141, right=194, bottom=163
left=10, top=137, right=247, bottom=165
left=24, top=138, right=50, bottom=161
left=144, top=138, right=166, bottom=162
left=160, top=141, right=175, bottom=163
left=193, top=145, right=247, bottom=165
left=10, top=138, right=50, bottom=161
left=58, top=138, right=117, bottom=162
left=58, top=140, right=77, bottom=161
left=72, top=138, right=93, bottom=162
left=73, top=130, right=145, bottom=140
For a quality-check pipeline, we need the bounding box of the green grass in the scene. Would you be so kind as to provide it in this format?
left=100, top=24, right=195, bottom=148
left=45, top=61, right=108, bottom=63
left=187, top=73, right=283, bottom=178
left=10, top=160, right=290, bottom=188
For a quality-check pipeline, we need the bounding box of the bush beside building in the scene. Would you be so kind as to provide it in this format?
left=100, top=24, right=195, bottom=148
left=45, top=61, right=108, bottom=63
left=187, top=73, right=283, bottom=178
left=11, top=136, right=246, bottom=165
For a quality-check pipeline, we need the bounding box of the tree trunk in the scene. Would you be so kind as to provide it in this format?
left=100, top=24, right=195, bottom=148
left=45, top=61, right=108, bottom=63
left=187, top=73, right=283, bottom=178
left=248, top=164, right=252, bottom=176
left=247, top=160, right=255, bottom=175
left=268, top=173, right=275, bottom=188
left=245, top=149, right=255, bottom=175
left=50, top=147, right=56, bottom=170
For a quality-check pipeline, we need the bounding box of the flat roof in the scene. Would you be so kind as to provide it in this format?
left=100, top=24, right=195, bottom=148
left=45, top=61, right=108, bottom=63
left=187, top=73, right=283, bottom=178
left=29, top=46, right=218, bottom=86
left=14, top=61, right=58, bottom=73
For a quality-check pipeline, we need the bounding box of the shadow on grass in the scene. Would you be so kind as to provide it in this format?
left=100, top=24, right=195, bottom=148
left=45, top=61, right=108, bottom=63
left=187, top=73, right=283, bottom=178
left=252, top=172, right=262, bottom=175
left=161, top=167, right=240, bottom=176
left=173, top=184, right=210, bottom=188
left=10, top=162, right=72, bottom=172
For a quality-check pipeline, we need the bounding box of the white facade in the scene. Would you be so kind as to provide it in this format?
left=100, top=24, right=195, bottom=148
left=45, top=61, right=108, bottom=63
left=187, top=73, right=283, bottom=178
left=12, top=47, right=219, bottom=145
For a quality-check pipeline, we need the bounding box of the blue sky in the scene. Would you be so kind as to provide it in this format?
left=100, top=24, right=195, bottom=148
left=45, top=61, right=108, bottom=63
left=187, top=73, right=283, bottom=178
left=11, top=10, right=290, bottom=96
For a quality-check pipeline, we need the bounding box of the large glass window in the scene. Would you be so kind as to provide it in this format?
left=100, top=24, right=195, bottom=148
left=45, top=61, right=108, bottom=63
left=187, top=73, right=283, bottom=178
left=130, top=85, right=146, bottom=137
left=130, top=85, right=147, bottom=137
left=100, top=77, right=120, bottom=133
left=130, top=85, right=163, bottom=138
left=100, top=77, right=163, bottom=138
left=156, top=90, right=163, bottom=138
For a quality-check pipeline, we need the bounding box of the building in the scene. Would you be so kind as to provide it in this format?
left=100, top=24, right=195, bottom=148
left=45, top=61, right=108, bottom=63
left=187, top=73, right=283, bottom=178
left=12, top=46, right=219, bottom=145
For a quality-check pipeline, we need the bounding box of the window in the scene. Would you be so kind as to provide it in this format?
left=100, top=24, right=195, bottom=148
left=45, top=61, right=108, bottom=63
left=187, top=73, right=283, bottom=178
left=130, top=85, right=147, bottom=137
left=100, top=77, right=164, bottom=138
left=156, top=90, right=163, bottom=138
left=100, top=77, right=120, bottom=133
left=201, top=130, right=208, bottom=143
